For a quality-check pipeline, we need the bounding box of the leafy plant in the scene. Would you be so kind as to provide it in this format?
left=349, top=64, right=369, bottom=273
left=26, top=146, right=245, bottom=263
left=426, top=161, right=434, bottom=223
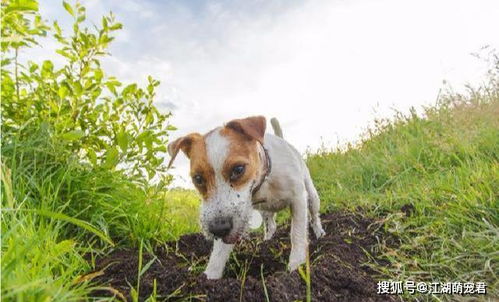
left=1, top=0, right=175, bottom=183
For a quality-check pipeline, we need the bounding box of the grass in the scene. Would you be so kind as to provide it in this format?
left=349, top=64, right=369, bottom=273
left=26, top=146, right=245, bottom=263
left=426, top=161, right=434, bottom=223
left=307, top=84, right=499, bottom=299
left=260, top=264, right=270, bottom=302
left=297, top=251, right=312, bottom=302
left=0, top=128, right=200, bottom=301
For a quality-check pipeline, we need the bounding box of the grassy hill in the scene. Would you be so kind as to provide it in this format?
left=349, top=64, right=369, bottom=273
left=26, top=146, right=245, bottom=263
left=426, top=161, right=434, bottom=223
left=307, top=84, right=499, bottom=298
left=3, top=85, right=498, bottom=301
left=3, top=84, right=498, bottom=301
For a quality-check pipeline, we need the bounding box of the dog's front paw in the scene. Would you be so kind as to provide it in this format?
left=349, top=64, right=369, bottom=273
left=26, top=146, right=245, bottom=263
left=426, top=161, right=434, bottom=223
left=288, top=251, right=306, bottom=271
left=204, top=269, right=223, bottom=280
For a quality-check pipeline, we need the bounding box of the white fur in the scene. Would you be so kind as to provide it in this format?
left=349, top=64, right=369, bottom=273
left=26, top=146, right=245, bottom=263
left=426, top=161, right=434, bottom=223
left=204, top=239, right=234, bottom=279
left=201, top=128, right=325, bottom=279
left=205, top=128, right=229, bottom=176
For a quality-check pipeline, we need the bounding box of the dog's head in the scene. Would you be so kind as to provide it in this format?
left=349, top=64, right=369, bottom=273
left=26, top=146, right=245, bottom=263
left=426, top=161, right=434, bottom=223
left=168, top=116, right=266, bottom=244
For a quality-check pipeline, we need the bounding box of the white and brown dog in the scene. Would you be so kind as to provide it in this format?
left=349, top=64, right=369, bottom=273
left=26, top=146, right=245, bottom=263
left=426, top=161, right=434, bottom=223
left=167, top=116, right=325, bottom=279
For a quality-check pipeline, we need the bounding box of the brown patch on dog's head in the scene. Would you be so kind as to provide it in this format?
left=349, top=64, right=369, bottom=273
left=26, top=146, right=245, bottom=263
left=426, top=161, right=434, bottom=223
left=220, top=116, right=267, bottom=191
left=167, top=133, right=215, bottom=199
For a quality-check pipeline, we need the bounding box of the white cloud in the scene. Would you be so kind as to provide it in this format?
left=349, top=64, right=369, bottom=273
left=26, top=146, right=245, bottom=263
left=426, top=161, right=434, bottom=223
left=36, top=0, right=499, bottom=187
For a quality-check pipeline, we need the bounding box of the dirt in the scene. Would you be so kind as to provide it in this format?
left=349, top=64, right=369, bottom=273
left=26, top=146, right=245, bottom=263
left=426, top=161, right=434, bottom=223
left=90, top=211, right=396, bottom=301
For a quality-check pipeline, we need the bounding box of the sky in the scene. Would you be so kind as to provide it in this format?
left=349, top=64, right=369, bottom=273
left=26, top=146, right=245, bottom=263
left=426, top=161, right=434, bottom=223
left=34, top=0, right=499, bottom=187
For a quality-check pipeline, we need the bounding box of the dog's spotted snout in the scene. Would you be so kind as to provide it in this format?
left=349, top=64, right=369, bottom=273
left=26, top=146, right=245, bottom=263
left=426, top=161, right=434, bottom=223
left=208, top=216, right=233, bottom=238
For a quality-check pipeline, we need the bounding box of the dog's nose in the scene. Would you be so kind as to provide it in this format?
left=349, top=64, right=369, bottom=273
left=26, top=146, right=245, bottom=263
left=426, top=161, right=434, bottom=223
left=208, top=216, right=233, bottom=238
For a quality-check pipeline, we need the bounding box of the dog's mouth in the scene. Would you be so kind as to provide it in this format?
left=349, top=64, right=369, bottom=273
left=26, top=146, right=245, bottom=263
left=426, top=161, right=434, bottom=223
left=221, top=232, right=241, bottom=244
left=202, top=228, right=244, bottom=244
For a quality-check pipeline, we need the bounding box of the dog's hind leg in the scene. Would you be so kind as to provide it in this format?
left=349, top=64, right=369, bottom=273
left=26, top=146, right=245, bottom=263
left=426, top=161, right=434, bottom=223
left=305, top=173, right=326, bottom=239
left=261, top=211, right=277, bottom=240
left=204, top=239, right=234, bottom=279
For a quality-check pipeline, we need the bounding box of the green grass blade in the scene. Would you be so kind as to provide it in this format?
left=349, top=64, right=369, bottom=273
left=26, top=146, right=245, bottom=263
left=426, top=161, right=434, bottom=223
left=30, top=209, right=115, bottom=246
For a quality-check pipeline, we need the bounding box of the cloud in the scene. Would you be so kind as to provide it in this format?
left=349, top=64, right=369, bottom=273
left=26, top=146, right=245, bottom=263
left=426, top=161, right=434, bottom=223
left=36, top=0, right=499, bottom=187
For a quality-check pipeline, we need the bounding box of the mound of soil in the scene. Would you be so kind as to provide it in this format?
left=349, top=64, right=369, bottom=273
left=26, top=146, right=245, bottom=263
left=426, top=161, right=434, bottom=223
left=90, top=212, right=395, bottom=301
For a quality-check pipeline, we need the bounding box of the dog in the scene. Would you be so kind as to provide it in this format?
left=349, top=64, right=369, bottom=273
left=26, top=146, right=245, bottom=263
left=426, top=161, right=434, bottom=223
left=167, top=116, right=325, bottom=279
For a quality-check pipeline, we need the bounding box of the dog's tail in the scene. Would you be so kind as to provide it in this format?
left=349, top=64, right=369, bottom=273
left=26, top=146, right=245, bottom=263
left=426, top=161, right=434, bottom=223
left=270, top=117, right=284, bottom=139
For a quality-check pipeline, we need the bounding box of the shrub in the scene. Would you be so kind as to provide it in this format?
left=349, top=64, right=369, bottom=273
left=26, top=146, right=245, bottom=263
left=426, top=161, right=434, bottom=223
left=1, top=1, right=188, bottom=300
left=1, top=0, right=175, bottom=183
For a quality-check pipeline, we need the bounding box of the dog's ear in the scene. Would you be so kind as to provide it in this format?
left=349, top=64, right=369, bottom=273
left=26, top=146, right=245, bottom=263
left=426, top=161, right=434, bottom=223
left=167, top=133, right=202, bottom=168
left=226, top=116, right=266, bottom=143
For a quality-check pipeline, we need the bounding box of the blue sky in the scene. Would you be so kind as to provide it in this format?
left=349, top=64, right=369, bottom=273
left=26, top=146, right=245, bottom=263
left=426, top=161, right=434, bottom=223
left=36, top=0, right=499, bottom=187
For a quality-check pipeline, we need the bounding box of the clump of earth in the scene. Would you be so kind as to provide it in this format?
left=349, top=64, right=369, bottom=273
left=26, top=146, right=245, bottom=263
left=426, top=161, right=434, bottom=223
left=91, top=211, right=396, bottom=301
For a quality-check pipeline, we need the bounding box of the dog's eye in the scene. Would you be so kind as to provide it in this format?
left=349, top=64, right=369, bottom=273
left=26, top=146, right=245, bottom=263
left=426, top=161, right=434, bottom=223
left=230, top=165, right=245, bottom=181
left=192, top=174, right=204, bottom=186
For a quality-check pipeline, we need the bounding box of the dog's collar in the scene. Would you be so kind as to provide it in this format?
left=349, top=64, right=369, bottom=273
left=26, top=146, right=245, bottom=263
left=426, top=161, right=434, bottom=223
left=251, top=141, right=271, bottom=197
